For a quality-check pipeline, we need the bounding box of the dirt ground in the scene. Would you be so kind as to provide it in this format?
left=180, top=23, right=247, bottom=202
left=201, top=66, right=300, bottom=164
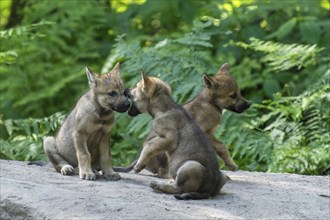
left=0, top=159, right=329, bottom=219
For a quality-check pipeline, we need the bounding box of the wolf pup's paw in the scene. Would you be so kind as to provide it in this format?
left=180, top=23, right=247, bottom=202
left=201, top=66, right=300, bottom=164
left=80, top=171, right=96, bottom=181
left=61, top=165, right=74, bottom=175
left=93, top=170, right=102, bottom=179
left=133, top=163, right=145, bottom=173
left=227, top=162, right=238, bottom=171
left=149, top=181, right=160, bottom=191
left=104, top=172, right=121, bottom=181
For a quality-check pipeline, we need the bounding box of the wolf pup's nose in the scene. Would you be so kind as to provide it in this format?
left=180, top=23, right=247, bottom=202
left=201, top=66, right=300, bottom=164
left=115, top=101, right=131, bottom=113
left=125, top=88, right=134, bottom=99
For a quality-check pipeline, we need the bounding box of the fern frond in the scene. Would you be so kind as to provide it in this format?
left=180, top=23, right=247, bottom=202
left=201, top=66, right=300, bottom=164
left=0, top=20, right=54, bottom=38
left=237, top=38, right=323, bottom=71
left=0, top=112, right=66, bottom=161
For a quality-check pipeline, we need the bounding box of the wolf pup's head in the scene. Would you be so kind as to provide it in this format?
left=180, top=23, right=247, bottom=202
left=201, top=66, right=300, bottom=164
left=203, top=63, right=250, bottom=113
left=86, top=62, right=130, bottom=113
left=127, top=71, right=171, bottom=117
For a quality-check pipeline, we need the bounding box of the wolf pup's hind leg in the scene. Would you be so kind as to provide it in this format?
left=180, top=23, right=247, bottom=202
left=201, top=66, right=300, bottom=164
left=150, top=161, right=206, bottom=199
left=43, top=136, right=74, bottom=175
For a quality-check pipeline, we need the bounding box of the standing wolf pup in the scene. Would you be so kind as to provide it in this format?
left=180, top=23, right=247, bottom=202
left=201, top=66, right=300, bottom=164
left=43, top=63, right=130, bottom=181
left=115, top=63, right=250, bottom=176
left=184, top=63, right=250, bottom=171
left=127, top=72, right=227, bottom=200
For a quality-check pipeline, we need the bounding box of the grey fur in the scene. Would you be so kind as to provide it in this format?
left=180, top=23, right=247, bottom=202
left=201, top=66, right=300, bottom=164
left=43, top=63, right=130, bottom=181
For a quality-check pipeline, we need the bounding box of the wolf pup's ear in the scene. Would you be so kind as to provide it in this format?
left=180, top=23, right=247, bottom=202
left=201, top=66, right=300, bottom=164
left=217, top=63, right=230, bottom=75
left=141, top=71, right=152, bottom=92
left=110, top=62, right=120, bottom=76
left=203, top=74, right=215, bottom=88
left=86, top=66, right=97, bottom=88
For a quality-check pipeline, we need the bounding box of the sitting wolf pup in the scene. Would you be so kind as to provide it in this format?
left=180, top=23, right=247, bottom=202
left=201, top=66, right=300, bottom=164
left=127, top=72, right=227, bottom=200
left=115, top=63, right=250, bottom=176
left=43, top=63, right=130, bottom=181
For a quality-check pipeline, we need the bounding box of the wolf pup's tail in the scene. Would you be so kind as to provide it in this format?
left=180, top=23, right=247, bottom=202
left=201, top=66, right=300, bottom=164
left=113, top=159, right=137, bottom=173
left=174, top=192, right=210, bottom=200
left=28, top=160, right=48, bottom=166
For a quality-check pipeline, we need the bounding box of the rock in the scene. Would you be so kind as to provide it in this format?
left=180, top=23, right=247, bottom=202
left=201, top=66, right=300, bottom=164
left=0, top=159, right=329, bottom=219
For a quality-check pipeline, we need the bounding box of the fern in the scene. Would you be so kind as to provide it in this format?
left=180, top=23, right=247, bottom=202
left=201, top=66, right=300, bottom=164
left=0, top=20, right=54, bottom=38
left=0, top=21, right=53, bottom=65
left=216, top=107, right=273, bottom=171
left=0, top=1, right=111, bottom=118
left=173, top=20, right=215, bottom=48
left=237, top=38, right=323, bottom=71
left=0, top=112, right=66, bottom=161
left=222, top=68, right=329, bottom=174
left=213, top=41, right=329, bottom=174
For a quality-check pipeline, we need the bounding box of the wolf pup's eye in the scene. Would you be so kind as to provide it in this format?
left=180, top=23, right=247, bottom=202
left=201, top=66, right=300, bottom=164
left=229, top=93, right=237, bottom=99
left=108, top=91, right=118, bottom=97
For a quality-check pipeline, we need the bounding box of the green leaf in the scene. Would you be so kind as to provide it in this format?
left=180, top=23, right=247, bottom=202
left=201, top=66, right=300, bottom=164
left=267, top=18, right=297, bottom=40
left=299, top=21, right=321, bottom=44
left=263, top=78, right=281, bottom=97
left=0, top=51, right=18, bottom=64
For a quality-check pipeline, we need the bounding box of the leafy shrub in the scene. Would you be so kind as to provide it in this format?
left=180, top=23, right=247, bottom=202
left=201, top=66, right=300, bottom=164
left=217, top=39, right=330, bottom=175
left=0, top=112, right=66, bottom=161
left=0, top=0, right=111, bottom=118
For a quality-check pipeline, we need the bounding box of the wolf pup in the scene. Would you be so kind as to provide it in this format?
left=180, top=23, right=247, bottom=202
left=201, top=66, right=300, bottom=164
left=43, top=63, right=130, bottom=181
left=183, top=63, right=250, bottom=171
left=115, top=63, right=250, bottom=175
left=127, top=72, right=227, bottom=200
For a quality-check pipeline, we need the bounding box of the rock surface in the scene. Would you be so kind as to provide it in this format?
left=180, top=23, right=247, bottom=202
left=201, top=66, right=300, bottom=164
left=0, top=159, right=329, bottom=219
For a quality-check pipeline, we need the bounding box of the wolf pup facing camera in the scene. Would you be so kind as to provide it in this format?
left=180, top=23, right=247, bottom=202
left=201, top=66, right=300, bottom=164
left=127, top=72, right=227, bottom=200
left=43, top=63, right=130, bottom=181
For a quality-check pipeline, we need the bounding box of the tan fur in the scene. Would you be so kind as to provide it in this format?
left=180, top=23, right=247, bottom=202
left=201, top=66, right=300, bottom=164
left=43, top=63, right=130, bottom=181
left=114, top=63, right=250, bottom=175
left=128, top=72, right=227, bottom=200
left=184, top=63, right=250, bottom=170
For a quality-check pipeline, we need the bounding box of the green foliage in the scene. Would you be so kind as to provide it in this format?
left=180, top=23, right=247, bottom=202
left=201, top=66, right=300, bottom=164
left=270, top=145, right=330, bottom=175
left=0, top=20, right=54, bottom=39
left=217, top=66, right=330, bottom=175
left=236, top=38, right=323, bottom=71
left=0, top=112, right=66, bottom=161
left=0, top=0, right=12, bottom=26
left=0, top=0, right=110, bottom=118
left=216, top=108, right=273, bottom=171
left=1, top=0, right=329, bottom=175
left=0, top=20, right=54, bottom=66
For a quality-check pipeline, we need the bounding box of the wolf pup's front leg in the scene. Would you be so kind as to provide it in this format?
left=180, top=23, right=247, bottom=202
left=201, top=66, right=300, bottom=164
left=73, top=130, right=96, bottom=180
left=134, top=131, right=175, bottom=174
left=98, top=131, right=120, bottom=180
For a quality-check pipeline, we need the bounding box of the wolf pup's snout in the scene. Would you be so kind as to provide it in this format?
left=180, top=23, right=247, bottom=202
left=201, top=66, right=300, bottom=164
left=125, top=88, right=141, bottom=117
left=115, top=99, right=131, bottom=113
left=235, top=100, right=251, bottom=113
left=127, top=100, right=142, bottom=117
